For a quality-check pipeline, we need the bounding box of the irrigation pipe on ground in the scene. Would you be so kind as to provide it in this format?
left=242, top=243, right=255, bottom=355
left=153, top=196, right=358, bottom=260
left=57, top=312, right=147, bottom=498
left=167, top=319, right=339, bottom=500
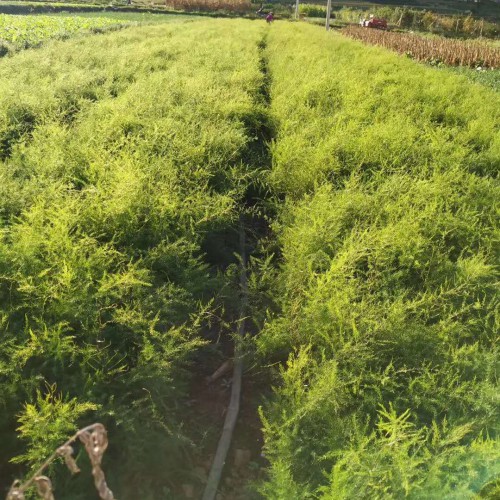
left=202, top=221, right=248, bottom=500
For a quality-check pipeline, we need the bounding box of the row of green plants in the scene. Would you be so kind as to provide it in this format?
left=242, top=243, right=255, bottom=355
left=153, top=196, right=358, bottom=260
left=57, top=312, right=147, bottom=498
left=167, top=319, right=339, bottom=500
left=0, top=13, right=133, bottom=53
left=0, top=18, right=267, bottom=498
left=253, top=23, right=500, bottom=498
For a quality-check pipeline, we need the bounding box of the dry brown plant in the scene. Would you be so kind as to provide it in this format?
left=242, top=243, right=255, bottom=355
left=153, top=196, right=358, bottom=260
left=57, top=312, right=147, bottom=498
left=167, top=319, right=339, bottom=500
left=6, top=424, right=115, bottom=500
left=342, top=26, right=500, bottom=68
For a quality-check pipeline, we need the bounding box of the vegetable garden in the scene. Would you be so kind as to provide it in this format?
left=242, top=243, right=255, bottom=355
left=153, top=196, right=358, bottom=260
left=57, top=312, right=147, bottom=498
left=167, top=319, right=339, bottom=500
left=0, top=14, right=498, bottom=500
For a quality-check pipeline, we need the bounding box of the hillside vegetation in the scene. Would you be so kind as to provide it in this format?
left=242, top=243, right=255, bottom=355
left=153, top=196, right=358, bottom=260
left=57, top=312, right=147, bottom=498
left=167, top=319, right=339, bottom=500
left=0, top=16, right=498, bottom=500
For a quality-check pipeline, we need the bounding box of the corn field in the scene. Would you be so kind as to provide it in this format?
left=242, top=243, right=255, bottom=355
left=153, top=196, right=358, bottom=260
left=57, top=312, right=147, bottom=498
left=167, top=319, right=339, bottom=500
left=163, top=0, right=251, bottom=12
left=342, top=26, right=500, bottom=68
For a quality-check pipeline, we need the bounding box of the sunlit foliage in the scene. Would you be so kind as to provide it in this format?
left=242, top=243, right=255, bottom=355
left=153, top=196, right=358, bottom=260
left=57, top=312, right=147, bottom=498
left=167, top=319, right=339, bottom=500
left=256, top=23, right=499, bottom=498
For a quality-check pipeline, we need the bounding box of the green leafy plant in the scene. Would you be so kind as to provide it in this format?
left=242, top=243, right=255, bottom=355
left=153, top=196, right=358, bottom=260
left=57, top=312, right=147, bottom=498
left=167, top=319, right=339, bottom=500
left=11, top=384, right=98, bottom=470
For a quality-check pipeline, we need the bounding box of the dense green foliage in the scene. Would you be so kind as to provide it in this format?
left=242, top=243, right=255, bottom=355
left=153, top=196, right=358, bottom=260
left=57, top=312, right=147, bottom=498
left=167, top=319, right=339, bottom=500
left=447, top=66, right=500, bottom=92
left=0, top=15, right=498, bottom=500
left=298, top=4, right=327, bottom=18
left=0, top=19, right=266, bottom=497
left=255, top=24, right=499, bottom=498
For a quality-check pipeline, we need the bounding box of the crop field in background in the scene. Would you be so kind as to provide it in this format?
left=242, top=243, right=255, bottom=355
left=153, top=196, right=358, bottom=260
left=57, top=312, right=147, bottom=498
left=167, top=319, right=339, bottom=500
left=0, top=0, right=257, bottom=15
left=46, top=9, right=198, bottom=21
left=0, top=14, right=498, bottom=500
left=343, top=25, right=500, bottom=67
left=301, top=4, right=499, bottom=38
left=0, top=13, right=132, bottom=50
left=163, top=0, right=251, bottom=12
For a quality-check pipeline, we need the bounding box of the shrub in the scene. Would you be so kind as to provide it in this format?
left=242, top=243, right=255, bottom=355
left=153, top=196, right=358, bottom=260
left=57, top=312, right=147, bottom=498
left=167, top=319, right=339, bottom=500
left=298, top=4, right=326, bottom=18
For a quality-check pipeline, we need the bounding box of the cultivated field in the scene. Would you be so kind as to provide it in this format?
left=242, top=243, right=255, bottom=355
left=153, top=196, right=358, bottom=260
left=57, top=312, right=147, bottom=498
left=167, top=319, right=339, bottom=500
left=0, top=17, right=265, bottom=497
left=0, top=15, right=498, bottom=500
left=0, top=13, right=132, bottom=50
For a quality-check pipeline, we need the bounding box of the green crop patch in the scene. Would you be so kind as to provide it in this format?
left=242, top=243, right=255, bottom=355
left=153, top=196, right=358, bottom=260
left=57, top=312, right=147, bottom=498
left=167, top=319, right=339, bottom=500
left=0, top=13, right=136, bottom=51
left=0, top=19, right=267, bottom=497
